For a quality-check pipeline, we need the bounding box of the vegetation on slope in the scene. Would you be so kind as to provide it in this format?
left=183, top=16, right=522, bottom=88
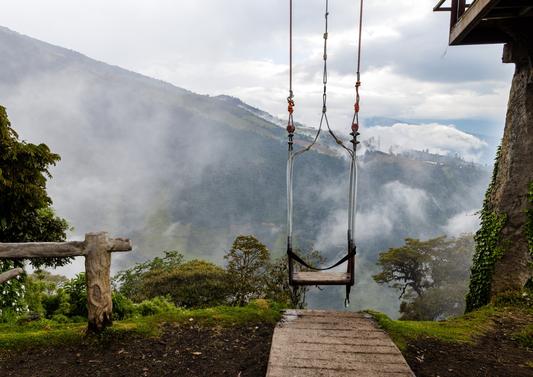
left=369, top=306, right=496, bottom=352
left=371, top=290, right=533, bottom=376
left=373, top=235, right=474, bottom=320
left=466, top=145, right=507, bottom=311
left=0, top=300, right=282, bottom=350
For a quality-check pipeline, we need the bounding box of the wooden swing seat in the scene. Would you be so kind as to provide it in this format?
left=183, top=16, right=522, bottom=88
left=291, top=271, right=352, bottom=286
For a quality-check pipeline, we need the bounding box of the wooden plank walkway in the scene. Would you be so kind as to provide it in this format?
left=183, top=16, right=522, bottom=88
left=266, top=310, right=414, bottom=377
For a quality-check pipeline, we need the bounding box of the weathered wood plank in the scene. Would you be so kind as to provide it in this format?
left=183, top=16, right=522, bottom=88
left=269, top=349, right=407, bottom=364
left=267, top=366, right=413, bottom=377
left=280, top=321, right=378, bottom=331
left=292, top=272, right=351, bottom=285
left=274, top=327, right=389, bottom=339
left=0, top=236, right=132, bottom=258
left=283, top=309, right=366, bottom=318
left=269, top=358, right=411, bottom=372
left=271, top=336, right=395, bottom=347
left=0, top=268, right=23, bottom=284
left=270, top=343, right=398, bottom=354
left=0, top=241, right=86, bottom=258
left=107, top=237, right=133, bottom=252
left=449, top=0, right=497, bottom=45
left=0, top=232, right=132, bottom=333
left=267, top=310, right=414, bottom=377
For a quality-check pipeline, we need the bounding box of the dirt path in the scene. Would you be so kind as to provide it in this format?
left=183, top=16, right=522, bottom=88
left=0, top=323, right=275, bottom=377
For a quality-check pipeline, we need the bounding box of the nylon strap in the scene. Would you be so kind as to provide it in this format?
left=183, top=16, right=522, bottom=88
left=288, top=247, right=356, bottom=272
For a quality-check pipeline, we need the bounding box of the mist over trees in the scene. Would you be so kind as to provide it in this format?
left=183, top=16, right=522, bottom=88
left=0, top=26, right=491, bottom=315
left=373, top=235, right=474, bottom=320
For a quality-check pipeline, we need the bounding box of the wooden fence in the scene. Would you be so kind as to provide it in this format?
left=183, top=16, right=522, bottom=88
left=0, top=232, right=132, bottom=332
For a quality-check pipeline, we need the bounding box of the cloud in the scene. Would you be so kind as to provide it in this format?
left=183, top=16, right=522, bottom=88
left=362, top=122, right=488, bottom=162
left=314, top=180, right=429, bottom=253
left=0, top=0, right=513, bottom=139
left=442, top=210, right=480, bottom=236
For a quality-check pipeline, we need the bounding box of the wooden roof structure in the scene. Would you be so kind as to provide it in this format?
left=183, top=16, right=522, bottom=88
left=434, top=0, right=533, bottom=45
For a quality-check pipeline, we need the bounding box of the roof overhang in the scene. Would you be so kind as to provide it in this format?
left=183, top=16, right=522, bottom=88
left=435, top=0, right=533, bottom=46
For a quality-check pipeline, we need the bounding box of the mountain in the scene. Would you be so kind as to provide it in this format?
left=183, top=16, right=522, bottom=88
left=0, top=26, right=490, bottom=315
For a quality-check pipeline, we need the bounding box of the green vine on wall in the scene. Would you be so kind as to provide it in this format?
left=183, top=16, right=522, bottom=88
left=466, top=145, right=507, bottom=312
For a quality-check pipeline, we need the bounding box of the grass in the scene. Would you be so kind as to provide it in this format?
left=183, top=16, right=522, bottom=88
left=0, top=300, right=283, bottom=350
left=512, top=324, right=533, bottom=348
left=368, top=306, right=498, bottom=351
left=369, top=290, right=533, bottom=351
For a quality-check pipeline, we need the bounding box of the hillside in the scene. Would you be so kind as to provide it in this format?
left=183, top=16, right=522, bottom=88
left=0, top=26, right=490, bottom=314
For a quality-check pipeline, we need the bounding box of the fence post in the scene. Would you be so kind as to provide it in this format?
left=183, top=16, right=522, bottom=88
left=85, top=232, right=113, bottom=332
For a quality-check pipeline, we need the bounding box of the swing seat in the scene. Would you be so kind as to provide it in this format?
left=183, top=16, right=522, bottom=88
left=291, top=271, right=352, bottom=286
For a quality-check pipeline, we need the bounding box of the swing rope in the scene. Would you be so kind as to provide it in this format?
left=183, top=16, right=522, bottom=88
left=286, top=0, right=363, bottom=276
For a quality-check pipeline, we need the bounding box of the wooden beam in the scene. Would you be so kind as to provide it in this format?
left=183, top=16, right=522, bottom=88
left=0, top=268, right=23, bottom=284
left=0, top=241, right=86, bottom=258
left=0, top=232, right=132, bottom=333
left=450, top=0, right=499, bottom=45
left=450, top=0, right=459, bottom=30
left=458, top=0, right=467, bottom=18
left=107, top=237, right=132, bottom=252
left=434, top=0, right=447, bottom=11
left=292, top=272, right=351, bottom=286
left=0, top=235, right=132, bottom=258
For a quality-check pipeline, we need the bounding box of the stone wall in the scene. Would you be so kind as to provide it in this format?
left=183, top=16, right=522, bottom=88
left=489, top=38, right=533, bottom=295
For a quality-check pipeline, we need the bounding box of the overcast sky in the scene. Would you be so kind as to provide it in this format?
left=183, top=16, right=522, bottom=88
left=1, top=0, right=514, bottom=137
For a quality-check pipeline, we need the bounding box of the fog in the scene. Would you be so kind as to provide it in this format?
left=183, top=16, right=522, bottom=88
left=0, top=27, right=492, bottom=316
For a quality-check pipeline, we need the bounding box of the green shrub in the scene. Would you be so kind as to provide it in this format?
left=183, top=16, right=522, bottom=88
left=50, top=314, right=70, bottom=324
left=136, top=296, right=177, bottom=316
left=493, top=289, right=533, bottom=310
left=143, top=260, right=232, bottom=308
left=0, top=262, right=27, bottom=317
left=112, top=292, right=136, bottom=320
left=42, top=288, right=70, bottom=318
left=114, top=251, right=184, bottom=302
left=513, top=325, right=533, bottom=348
left=0, top=308, right=19, bottom=324
left=64, top=273, right=87, bottom=317
left=69, top=315, right=86, bottom=323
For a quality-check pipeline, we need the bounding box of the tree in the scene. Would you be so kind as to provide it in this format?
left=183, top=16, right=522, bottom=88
left=24, top=270, right=68, bottom=315
left=115, top=251, right=232, bottom=308
left=114, top=250, right=184, bottom=301
left=142, top=260, right=232, bottom=308
left=224, top=235, right=270, bottom=306
left=0, top=106, right=69, bottom=318
left=0, top=106, right=69, bottom=248
left=373, top=235, right=474, bottom=320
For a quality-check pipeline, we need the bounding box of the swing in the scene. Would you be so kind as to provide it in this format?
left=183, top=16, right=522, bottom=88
left=285, top=0, right=364, bottom=304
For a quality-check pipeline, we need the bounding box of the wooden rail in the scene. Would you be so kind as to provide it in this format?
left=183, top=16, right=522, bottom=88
left=0, top=268, right=23, bottom=284
left=434, top=0, right=471, bottom=30
left=0, top=232, right=132, bottom=332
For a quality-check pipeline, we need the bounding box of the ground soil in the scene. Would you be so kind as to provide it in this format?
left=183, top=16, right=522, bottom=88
left=404, top=311, right=533, bottom=377
left=0, top=322, right=275, bottom=377
left=2, top=313, right=533, bottom=377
